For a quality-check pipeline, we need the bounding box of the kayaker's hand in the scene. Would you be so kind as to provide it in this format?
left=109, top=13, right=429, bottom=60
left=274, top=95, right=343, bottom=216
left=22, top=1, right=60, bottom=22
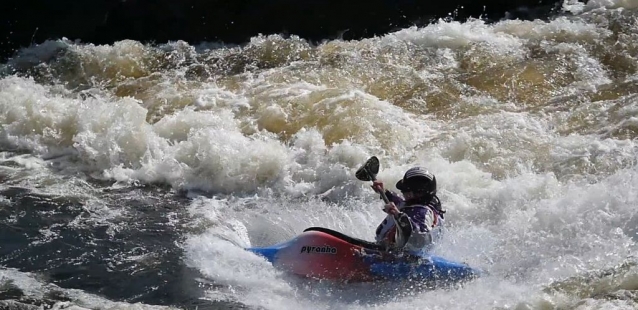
left=371, top=181, right=384, bottom=193
left=383, top=202, right=400, bottom=216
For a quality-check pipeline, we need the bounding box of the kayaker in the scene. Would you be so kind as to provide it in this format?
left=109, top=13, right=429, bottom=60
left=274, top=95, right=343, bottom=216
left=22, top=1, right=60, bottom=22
left=371, top=166, right=446, bottom=253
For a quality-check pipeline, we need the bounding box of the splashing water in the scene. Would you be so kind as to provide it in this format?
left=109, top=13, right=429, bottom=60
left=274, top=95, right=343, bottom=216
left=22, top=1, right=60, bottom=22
left=2, top=1, right=638, bottom=310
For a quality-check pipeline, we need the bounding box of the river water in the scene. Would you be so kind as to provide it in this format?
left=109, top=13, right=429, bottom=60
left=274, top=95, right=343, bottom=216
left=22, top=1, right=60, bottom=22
left=1, top=1, right=638, bottom=309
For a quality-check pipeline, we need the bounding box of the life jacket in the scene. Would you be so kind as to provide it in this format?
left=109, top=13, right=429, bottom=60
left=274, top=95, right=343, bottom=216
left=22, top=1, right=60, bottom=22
left=374, top=198, right=444, bottom=250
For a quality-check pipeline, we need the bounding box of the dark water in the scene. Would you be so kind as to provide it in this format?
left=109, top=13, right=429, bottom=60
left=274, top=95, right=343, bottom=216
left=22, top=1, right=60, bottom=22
left=2, top=0, right=564, bottom=62
left=0, top=183, right=243, bottom=309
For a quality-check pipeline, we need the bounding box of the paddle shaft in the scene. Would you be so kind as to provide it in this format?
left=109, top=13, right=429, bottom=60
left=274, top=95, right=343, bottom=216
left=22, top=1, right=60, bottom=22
left=371, top=176, right=391, bottom=204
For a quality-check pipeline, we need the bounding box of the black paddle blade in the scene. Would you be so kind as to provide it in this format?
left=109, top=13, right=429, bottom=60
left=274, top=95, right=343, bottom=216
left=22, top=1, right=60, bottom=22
left=355, top=156, right=380, bottom=181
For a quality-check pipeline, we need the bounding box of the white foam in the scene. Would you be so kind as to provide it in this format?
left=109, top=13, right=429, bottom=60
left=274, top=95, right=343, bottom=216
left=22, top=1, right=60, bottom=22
left=380, top=19, right=524, bottom=54
left=493, top=16, right=609, bottom=42
left=183, top=160, right=638, bottom=310
left=564, top=0, right=638, bottom=13
left=3, top=4, right=638, bottom=309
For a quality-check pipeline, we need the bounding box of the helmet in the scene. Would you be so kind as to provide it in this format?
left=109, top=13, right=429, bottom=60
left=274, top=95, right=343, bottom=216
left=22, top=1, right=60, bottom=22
left=395, top=167, right=436, bottom=195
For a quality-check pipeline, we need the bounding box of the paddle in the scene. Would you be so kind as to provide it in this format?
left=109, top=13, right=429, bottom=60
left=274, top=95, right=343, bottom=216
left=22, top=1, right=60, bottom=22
left=355, top=156, right=390, bottom=204
left=356, top=156, right=408, bottom=250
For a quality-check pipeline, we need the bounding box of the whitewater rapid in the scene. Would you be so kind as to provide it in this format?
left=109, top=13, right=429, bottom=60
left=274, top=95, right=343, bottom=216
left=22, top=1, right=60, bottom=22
left=2, top=0, right=638, bottom=309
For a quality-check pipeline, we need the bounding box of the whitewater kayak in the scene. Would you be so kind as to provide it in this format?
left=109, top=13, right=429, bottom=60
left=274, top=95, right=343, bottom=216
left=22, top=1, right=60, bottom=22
left=245, top=226, right=482, bottom=283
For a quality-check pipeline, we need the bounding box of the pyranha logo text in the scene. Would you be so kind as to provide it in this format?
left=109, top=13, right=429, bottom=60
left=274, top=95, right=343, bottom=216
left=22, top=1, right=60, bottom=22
left=300, top=245, right=337, bottom=254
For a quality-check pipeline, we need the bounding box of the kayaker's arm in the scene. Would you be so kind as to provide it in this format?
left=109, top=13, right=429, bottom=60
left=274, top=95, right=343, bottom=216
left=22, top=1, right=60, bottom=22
left=371, top=181, right=404, bottom=204
left=384, top=190, right=404, bottom=205
left=395, top=206, right=435, bottom=251
left=381, top=202, right=414, bottom=249
left=393, top=211, right=413, bottom=246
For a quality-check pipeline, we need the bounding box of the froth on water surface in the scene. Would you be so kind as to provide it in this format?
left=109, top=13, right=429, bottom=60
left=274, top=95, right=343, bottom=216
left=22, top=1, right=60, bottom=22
left=1, top=2, right=638, bottom=310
